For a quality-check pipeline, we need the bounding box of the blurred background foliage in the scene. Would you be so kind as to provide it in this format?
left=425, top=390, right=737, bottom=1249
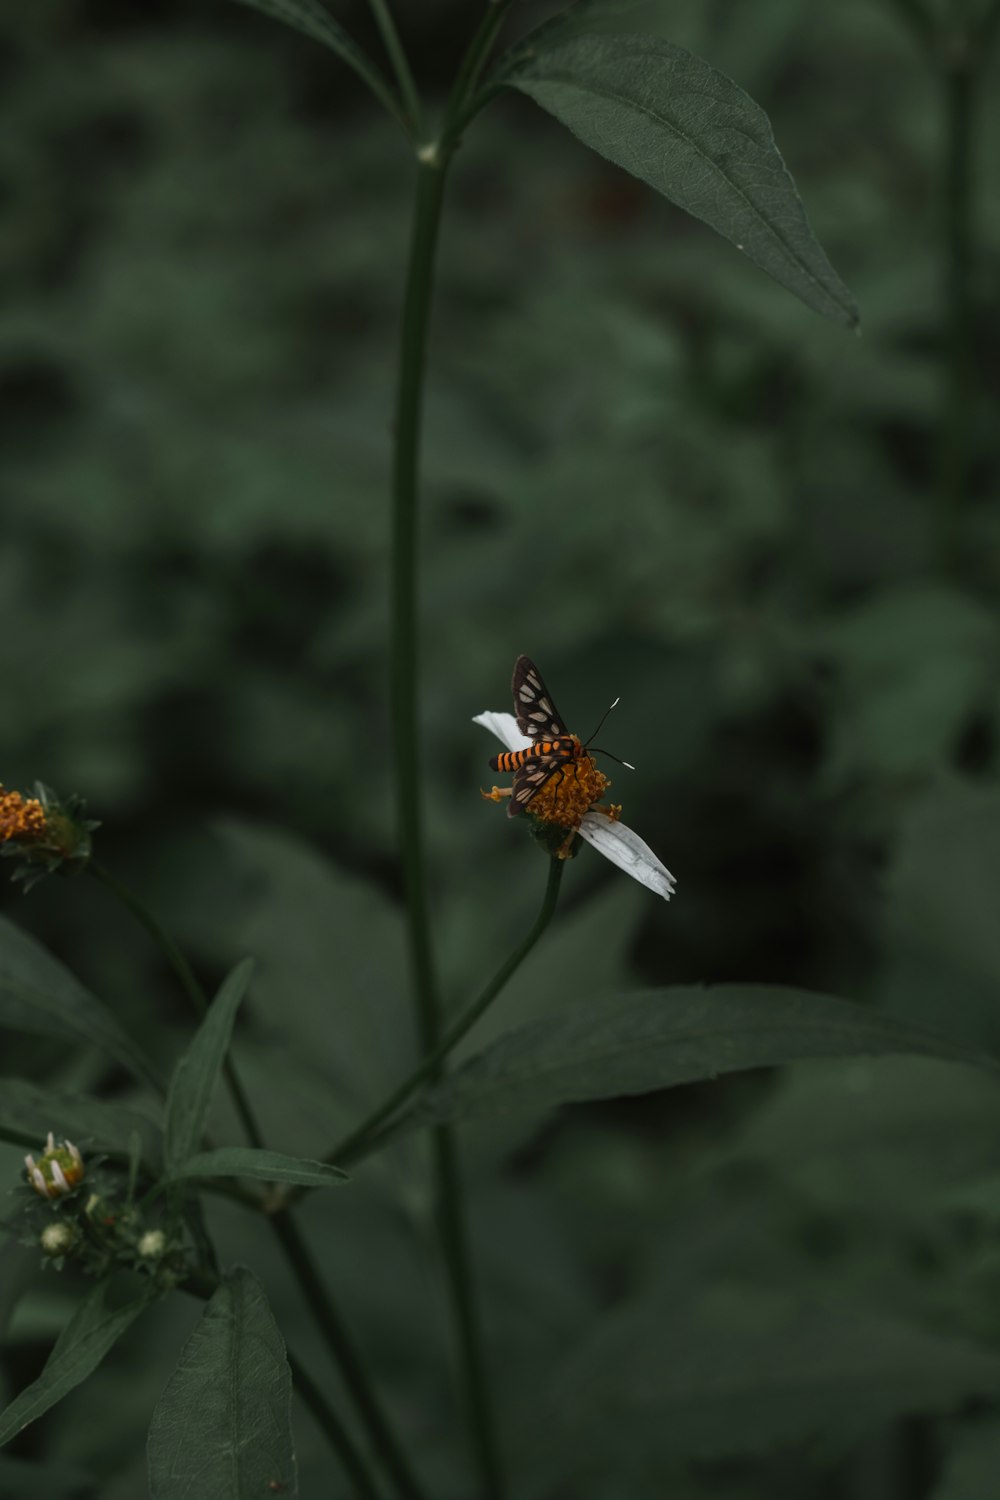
left=2, top=0, right=1000, bottom=1496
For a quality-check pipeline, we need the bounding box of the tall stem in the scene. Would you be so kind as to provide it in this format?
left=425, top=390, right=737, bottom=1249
left=390, top=155, right=503, bottom=1499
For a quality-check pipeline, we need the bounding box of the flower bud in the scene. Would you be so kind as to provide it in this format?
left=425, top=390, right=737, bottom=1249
left=137, top=1229, right=167, bottom=1259
left=25, top=1133, right=85, bottom=1198
left=39, top=1221, right=78, bottom=1257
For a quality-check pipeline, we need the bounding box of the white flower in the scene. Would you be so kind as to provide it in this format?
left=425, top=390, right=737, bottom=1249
left=473, top=711, right=676, bottom=901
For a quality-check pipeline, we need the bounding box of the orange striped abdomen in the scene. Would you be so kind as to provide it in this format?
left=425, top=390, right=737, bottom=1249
left=489, top=737, right=580, bottom=773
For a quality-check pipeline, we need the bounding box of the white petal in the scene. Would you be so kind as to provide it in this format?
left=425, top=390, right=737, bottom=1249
left=472, top=711, right=532, bottom=753
left=578, top=814, right=676, bottom=901
left=50, top=1161, right=69, bottom=1193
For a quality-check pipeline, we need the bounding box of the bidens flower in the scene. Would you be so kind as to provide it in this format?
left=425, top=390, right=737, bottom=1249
left=25, top=1133, right=85, bottom=1199
left=0, top=781, right=98, bottom=891
left=474, top=710, right=676, bottom=901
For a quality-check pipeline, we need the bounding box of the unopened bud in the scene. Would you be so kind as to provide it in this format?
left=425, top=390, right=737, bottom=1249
left=39, top=1221, right=78, bottom=1257
left=25, top=1134, right=85, bottom=1198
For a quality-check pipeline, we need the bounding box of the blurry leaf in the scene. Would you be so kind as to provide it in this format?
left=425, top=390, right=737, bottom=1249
left=165, top=1146, right=347, bottom=1188
left=520, top=1295, right=1000, bottom=1487
left=165, top=959, right=254, bottom=1172
left=817, top=587, right=998, bottom=782
left=0, top=918, right=160, bottom=1092
left=720, top=1057, right=1000, bottom=1222
left=933, top=1418, right=1000, bottom=1500
left=147, top=1267, right=297, bottom=1499
left=499, top=33, right=858, bottom=325
left=404, top=986, right=996, bottom=1130
left=229, top=0, right=408, bottom=130
left=0, top=1077, right=162, bottom=1170
left=882, top=779, right=1000, bottom=1054
left=0, top=1280, right=155, bottom=1449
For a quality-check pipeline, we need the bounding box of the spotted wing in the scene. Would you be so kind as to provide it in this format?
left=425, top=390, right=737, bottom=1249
left=512, top=655, right=570, bottom=740
left=508, top=753, right=567, bottom=818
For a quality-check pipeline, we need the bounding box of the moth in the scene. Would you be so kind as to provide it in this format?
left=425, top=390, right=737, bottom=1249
left=489, top=655, right=631, bottom=816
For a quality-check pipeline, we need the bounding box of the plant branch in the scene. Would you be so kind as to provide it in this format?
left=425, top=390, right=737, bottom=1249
left=270, top=1211, right=428, bottom=1500
left=310, top=857, right=564, bottom=1175
left=365, top=0, right=422, bottom=137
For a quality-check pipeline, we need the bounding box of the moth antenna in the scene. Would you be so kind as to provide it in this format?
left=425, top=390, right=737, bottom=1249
left=589, top=748, right=636, bottom=771
left=583, top=696, right=620, bottom=748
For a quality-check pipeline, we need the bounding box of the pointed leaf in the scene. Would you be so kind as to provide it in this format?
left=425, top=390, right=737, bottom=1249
left=499, top=33, right=858, bottom=326
left=0, top=917, right=160, bottom=1091
left=0, top=1280, right=155, bottom=1448
left=229, top=0, right=405, bottom=128
left=166, top=959, right=254, bottom=1171
left=147, top=1267, right=298, bottom=1499
left=166, top=1146, right=347, bottom=1189
left=0, top=1076, right=162, bottom=1170
left=405, top=986, right=997, bottom=1131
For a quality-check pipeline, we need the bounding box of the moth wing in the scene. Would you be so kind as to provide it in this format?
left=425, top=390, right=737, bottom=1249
left=511, top=655, right=570, bottom=740
left=508, top=755, right=564, bottom=817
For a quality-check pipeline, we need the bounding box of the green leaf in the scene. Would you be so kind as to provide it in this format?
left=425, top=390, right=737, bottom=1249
left=228, top=0, right=405, bottom=128
left=0, top=917, right=160, bottom=1091
left=406, top=986, right=997, bottom=1130
left=147, top=1267, right=298, bottom=1499
left=499, top=33, right=858, bottom=326
left=520, top=1296, right=1000, bottom=1487
left=0, top=1280, right=155, bottom=1449
left=165, top=959, right=254, bottom=1172
left=165, top=1146, right=347, bottom=1188
left=0, top=1076, right=162, bottom=1170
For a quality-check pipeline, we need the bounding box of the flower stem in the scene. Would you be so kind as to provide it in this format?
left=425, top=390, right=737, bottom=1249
left=269, top=1211, right=428, bottom=1500
left=89, top=861, right=263, bottom=1150
left=390, top=146, right=504, bottom=1497
left=90, top=862, right=422, bottom=1500
left=285, top=1350, right=384, bottom=1500
left=318, top=857, right=564, bottom=1171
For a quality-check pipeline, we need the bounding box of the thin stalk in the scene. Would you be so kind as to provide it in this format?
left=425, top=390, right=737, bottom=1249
left=181, top=1271, right=382, bottom=1499
left=938, top=32, right=975, bottom=552
left=366, top=0, right=422, bottom=137
left=980, top=0, right=1000, bottom=51
left=270, top=1211, right=428, bottom=1500
left=286, top=1352, right=384, bottom=1500
left=886, top=0, right=938, bottom=51
left=390, top=145, right=504, bottom=1497
left=442, top=0, right=518, bottom=146
left=323, top=857, right=564, bottom=1173
left=91, top=862, right=422, bottom=1500
left=90, top=862, right=264, bottom=1151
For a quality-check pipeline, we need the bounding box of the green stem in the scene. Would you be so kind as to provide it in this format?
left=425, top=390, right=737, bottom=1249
left=442, top=0, right=518, bottom=147
left=270, top=1212, right=428, bottom=1500
left=390, top=146, right=503, bottom=1497
left=886, top=0, right=938, bottom=51
left=366, top=0, right=422, bottom=137
left=181, top=1271, right=381, bottom=1500
left=90, top=862, right=264, bottom=1151
left=938, top=32, right=976, bottom=555
left=324, top=857, right=564, bottom=1171
left=286, top=1352, right=384, bottom=1500
left=91, top=862, right=420, bottom=1500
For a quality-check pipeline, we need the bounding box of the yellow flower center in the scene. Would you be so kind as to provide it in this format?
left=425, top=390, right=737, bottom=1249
left=0, top=787, right=47, bottom=844
left=527, top=746, right=610, bottom=830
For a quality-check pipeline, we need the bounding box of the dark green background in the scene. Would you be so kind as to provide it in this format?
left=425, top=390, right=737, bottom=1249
left=2, top=1, right=1000, bottom=1496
